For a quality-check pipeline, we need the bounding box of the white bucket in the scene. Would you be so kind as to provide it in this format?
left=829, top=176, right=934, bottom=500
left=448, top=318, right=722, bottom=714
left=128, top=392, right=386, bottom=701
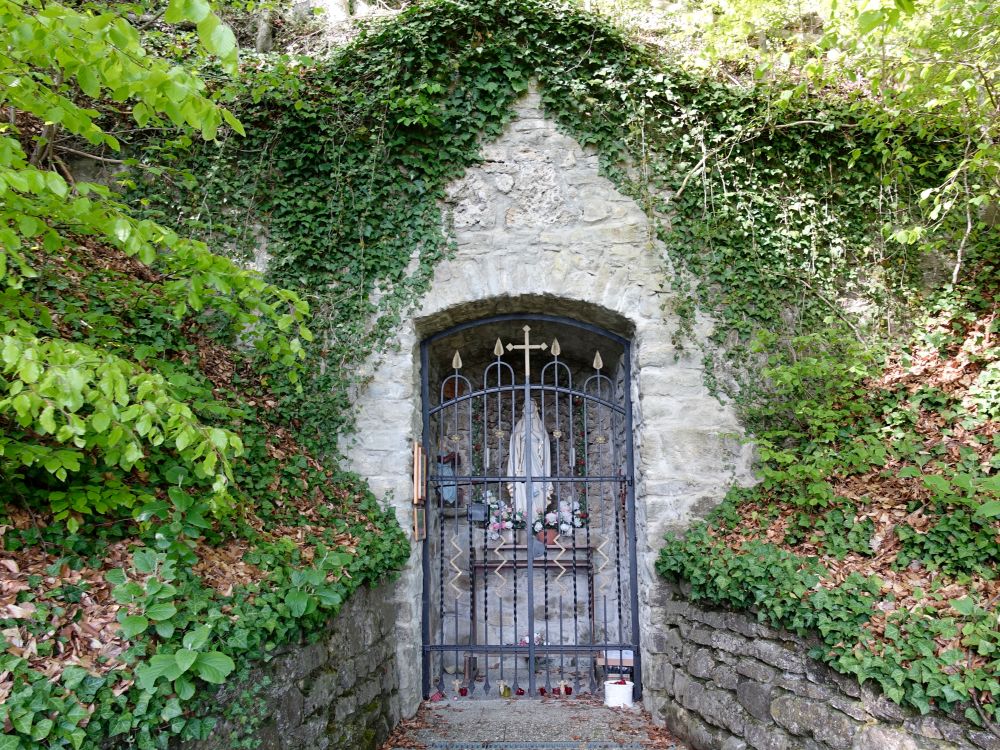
left=603, top=679, right=634, bottom=708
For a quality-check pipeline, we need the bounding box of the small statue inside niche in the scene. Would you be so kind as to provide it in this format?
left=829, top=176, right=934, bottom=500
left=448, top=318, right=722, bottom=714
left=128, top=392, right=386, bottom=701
left=506, top=401, right=552, bottom=516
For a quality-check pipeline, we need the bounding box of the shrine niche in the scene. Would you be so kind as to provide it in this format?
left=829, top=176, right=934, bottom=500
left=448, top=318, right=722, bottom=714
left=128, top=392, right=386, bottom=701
left=421, top=316, right=638, bottom=699
left=340, top=89, right=755, bottom=716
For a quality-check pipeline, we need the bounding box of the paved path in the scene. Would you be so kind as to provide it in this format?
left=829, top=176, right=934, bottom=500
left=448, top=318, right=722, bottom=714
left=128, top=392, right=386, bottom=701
left=381, top=699, right=683, bottom=749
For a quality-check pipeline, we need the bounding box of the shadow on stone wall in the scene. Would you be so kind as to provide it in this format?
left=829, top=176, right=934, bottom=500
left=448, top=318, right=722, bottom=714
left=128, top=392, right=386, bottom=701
left=174, top=585, right=401, bottom=750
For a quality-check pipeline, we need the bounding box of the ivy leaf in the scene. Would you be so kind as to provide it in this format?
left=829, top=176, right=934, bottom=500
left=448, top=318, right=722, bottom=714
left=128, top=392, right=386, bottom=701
left=921, top=474, right=952, bottom=496
left=193, top=651, right=235, bottom=683
left=175, top=648, right=198, bottom=674
left=145, top=602, right=177, bottom=621
left=108, top=714, right=134, bottom=737
left=10, top=711, right=31, bottom=735
left=182, top=625, right=211, bottom=651
left=160, top=698, right=183, bottom=722
left=61, top=666, right=89, bottom=690
left=950, top=597, right=976, bottom=616
left=30, top=719, right=54, bottom=742
left=974, top=501, right=1000, bottom=520
left=285, top=589, right=309, bottom=617
left=119, top=615, right=149, bottom=639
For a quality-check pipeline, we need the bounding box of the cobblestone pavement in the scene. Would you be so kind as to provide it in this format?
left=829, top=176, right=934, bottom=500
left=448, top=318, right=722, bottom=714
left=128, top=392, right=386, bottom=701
left=381, top=698, right=684, bottom=749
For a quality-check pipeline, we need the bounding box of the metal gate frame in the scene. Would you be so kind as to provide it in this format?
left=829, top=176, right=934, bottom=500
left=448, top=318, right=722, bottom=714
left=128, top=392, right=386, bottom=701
left=420, top=313, right=641, bottom=699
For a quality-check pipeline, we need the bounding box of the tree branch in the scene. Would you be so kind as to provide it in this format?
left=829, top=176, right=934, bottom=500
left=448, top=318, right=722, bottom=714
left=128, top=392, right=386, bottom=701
left=57, top=145, right=127, bottom=165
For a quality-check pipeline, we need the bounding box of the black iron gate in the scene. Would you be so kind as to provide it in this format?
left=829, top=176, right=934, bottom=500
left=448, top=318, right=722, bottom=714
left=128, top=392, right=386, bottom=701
left=420, top=315, right=640, bottom=700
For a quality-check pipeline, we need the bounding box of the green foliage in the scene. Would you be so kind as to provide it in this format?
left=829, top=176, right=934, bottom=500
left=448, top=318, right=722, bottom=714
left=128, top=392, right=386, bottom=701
left=0, top=320, right=244, bottom=526
left=0, top=482, right=408, bottom=750
left=657, top=503, right=1000, bottom=719
left=0, top=1, right=407, bottom=738
left=1, top=0, right=311, bottom=531
left=896, top=511, right=1000, bottom=578
left=3, top=0, right=993, bottom=742
left=619, top=0, right=998, bottom=283
left=131, top=0, right=955, bottom=459
left=658, top=272, right=1000, bottom=720
left=783, top=506, right=875, bottom=559
left=749, top=328, right=884, bottom=499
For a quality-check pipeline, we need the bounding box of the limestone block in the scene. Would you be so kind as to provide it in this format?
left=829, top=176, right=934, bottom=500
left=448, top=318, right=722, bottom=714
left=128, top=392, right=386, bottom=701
left=646, top=657, right=675, bottom=690
left=661, top=697, right=732, bottom=750
left=737, top=678, right=775, bottom=723
left=907, top=717, right=985, bottom=748
left=274, top=642, right=329, bottom=683
left=699, top=686, right=751, bottom=736
left=774, top=673, right=835, bottom=701
left=851, top=726, right=962, bottom=750
left=968, top=730, right=1000, bottom=750
left=688, top=648, right=717, bottom=679
left=751, top=640, right=805, bottom=673
left=711, top=663, right=739, bottom=691
left=770, top=694, right=859, bottom=749
left=744, top=719, right=796, bottom=750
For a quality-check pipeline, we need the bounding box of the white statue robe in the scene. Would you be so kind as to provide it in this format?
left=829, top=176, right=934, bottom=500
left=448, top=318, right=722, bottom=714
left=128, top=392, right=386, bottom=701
left=507, top=401, right=552, bottom=515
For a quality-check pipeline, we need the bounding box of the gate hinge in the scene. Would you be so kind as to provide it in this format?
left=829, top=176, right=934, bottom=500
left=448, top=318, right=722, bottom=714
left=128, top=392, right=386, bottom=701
left=412, top=442, right=427, bottom=541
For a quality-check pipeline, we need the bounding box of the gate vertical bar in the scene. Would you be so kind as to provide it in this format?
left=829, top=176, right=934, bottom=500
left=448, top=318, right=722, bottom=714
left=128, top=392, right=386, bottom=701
left=623, top=340, right=642, bottom=698
left=524, top=360, right=536, bottom=696
left=420, top=340, right=431, bottom=699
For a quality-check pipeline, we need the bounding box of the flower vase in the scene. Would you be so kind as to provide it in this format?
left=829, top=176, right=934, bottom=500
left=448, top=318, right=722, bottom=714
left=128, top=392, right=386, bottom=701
left=535, top=528, right=558, bottom=545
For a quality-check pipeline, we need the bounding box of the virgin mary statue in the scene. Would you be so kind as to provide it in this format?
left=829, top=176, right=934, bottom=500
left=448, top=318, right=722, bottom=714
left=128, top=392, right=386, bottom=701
left=507, top=401, right=552, bottom=515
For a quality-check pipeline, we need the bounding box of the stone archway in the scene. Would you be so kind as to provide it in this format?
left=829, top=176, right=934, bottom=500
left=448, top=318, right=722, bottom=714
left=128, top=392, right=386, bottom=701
left=339, top=88, right=754, bottom=718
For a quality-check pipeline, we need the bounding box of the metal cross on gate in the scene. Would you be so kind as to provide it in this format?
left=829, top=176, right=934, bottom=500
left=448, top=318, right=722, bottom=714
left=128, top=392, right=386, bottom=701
left=506, top=325, right=547, bottom=379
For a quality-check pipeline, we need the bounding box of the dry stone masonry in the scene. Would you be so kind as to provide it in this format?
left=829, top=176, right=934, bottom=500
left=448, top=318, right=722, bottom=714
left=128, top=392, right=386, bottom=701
left=646, top=583, right=1000, bottom=750
left=178, top=585, right=401, bottom=750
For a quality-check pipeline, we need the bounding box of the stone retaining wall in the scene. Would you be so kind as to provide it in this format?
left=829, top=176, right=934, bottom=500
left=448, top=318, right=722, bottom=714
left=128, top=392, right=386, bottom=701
left=178, top=583, right=401, bottom=750
left=645, top=583, right=1000, bottom=750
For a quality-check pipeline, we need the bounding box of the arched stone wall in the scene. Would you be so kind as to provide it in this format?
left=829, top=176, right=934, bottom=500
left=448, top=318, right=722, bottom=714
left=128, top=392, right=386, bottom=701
left=340, top=88, right=756, bottom=716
